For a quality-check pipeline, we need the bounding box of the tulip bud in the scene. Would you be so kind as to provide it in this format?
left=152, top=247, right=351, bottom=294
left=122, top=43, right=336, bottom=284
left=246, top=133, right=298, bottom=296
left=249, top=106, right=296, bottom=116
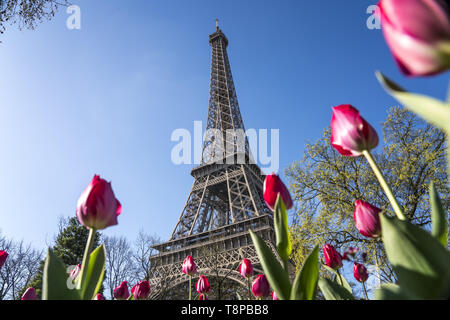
left=272, top=290, right=278, bottom=300
left=323, top=244, right=343, bottom=270
left=182, top=255, right=197, bottom=276
left=354, top=200, right=382, bottom=238
left=76, top=175, right=122, bottom=230
left=378, top=0, right=450, bottom=76
left=342, top=247, right=359, bottom=261
left=0, top=250, right=8, bottom=270
left=353, top=262, right=369, bottom=283
left=131, top=280, right=151, bottom=300
left=263, top=174, right=293, bottom=211
left=69, top=264, right=81, bottom=281
left=252, top=274, right=271, bottom=299
left=94, top=293, right=105, bottom=300
left=330, top=105, right=379, bottom=157
left=196, top=275, right=210, bottom=294
left=113, top=281, right=130, bottom=300
left=21, top=287, right=37, bottom=300
left=238, top=259, right=254, bottom=279
left=199, top=293, right=208, bottom=300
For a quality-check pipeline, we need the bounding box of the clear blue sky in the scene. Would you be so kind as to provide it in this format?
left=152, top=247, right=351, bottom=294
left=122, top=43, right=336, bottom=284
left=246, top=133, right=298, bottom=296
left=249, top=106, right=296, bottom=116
left=0, top=0, right=448, bottom=251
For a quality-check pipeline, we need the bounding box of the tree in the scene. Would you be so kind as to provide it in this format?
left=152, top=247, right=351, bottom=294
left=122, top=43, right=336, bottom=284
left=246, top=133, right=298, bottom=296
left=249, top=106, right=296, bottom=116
left=285, top=107, right=448, bottom=297
left=0, top=0, right=68, bottom=37
left=0, top=233, right=42, bottom=300
left=131, top=230, right=160, bottom=283
left=19, top=216, right=101, bottom=299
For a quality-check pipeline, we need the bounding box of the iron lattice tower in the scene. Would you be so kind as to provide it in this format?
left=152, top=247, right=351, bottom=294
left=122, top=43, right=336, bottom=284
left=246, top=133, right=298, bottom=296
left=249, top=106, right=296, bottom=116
left=148, top=23, right=277, bottom=299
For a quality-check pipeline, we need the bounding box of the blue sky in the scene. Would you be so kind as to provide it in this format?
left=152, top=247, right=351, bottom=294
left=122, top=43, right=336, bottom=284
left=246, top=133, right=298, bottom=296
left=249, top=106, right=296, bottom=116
left=0, top=0, right=448, bottom=252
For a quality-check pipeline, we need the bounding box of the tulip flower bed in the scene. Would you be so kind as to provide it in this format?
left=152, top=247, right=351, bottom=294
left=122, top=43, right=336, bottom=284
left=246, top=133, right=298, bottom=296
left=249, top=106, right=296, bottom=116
left=1, top=0, right=449, bottom=301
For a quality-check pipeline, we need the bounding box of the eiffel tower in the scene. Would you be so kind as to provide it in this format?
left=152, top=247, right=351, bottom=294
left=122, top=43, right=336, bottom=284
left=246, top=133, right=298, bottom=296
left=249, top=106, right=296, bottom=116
left=148, top=21, right=277, bottom=299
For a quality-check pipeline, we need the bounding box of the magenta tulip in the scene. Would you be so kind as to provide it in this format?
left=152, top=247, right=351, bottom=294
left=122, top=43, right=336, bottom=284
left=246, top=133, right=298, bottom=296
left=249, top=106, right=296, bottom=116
left=131, top=280, right=151, bottom=300
left=94, top=293, right=105, bottom=300
left=323, top=244, right=343, bottom=270
left=263, top=173, right=293, bottom=210
left=239, top=259, right=254, bottom=279
left=76, top=175, right=122, bottom=230
left=196, top=275, right=210, bottom=294
left=252, top=274, right=271, bottom=299
left=378, top=0, right=450, bottom=76
left=330, top=105, right=379, bottom=157
left=342, top=247, right=359, bottom=261
left=0, top=250, right=8, bottom=269
left=69, top=264, right=81, bottom=281
left=354, top=200, right=382, bottom=238
left=272, top=290, right=278, bottom=300
left=113, top=281, right=130, bottom=300
left=353, top=262, right=369, bottom=283
left=21, top=287, right=37, bottom=300
left=182, top=255, right=197, bottom=276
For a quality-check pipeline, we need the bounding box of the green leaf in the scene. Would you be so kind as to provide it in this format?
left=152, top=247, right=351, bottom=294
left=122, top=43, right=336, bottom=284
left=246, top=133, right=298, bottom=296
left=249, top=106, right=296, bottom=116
left=380, top=214, right=450, bottom=299
left=79, top=244, right=106, bottom=300
left=374, top=284, right=415, bottom=300
left=290, top=246, right=319, bottom=300
left=236, top=292, right=243, bottom=300
left=376, top=71, right=450, bottom=133
left=322, top=265, right=353, bottom=295
left=273, top=194, right=292, bottom=263
left=318, top=278, right=354, bottom=300
left=42, top=249, right=80, bottom=300
left=249, top=230, right=291, bottom=300
left=430, top=182, right=448, bottom=247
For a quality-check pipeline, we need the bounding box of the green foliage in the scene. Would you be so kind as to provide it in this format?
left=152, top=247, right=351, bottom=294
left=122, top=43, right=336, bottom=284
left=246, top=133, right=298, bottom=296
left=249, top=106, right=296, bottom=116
left=290, top=246, right=319, bottom=300
left=285, top=107, right=448, bottom=285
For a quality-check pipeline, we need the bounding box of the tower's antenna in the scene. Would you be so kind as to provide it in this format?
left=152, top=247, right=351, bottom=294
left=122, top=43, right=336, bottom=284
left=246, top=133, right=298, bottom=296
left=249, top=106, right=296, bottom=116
left=216, top=18, right=219, bottom=30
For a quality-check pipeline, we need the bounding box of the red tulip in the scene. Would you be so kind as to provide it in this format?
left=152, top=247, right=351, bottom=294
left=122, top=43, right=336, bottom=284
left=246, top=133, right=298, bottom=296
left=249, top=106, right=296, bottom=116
left=0, top=250, right=8, bottom=269
left=76, top=175, right=122, bottom=230
left=378, top=0, right=450, bottom=76
left=131, top=280, right=151, bottom=300
left=199, top=293, right=208, bottom=300
left=113, top=281, right=130, bottom=300
left=182, top=255, right=197, bottom=276
left=342, top=247, right=359, bottom=261
left=272, top=290, right=278, bottom=300
left=252, top=274, right=271, bottom=299
left=353, top=262, right=369, bottom=283
left=238, top=259, right=254, bottom=279
left=354, top=200, right=382, bottom=238
left=263, top=173, right=293, bottom=211
left=69, top=264, right=81, bottom=281
left=196, top=275, right=210, bottom=294
left=21, top=287, right=37, bottom=300
left=94, top=293, right=105, bottom=300
left=330, top=105, right=379, bottom=157
left=323, top=244, right=343, bottom=270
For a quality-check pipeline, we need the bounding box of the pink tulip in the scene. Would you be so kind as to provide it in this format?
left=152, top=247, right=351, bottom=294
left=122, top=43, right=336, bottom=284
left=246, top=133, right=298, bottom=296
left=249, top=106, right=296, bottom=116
left=113, top=281, right=130, bottom=300
left=94, top=293, right=105, bottom=300
left=69, top=264, right=81, bottom=281
left=378, top=0, right=450, bottom=76
left=330, top=105, right=379, bottom=157
left=353, top=262, right=369, bottom=283
left=263, top=174, right=293, bottom=211
left=272, top=290, right=278, bottom=300
left=238, top=259, right=254, bottom=279
left=199, top=293, right=208, bottom=300
left=342, top=247, right=359, bottom=261
left=182, top=255, right=197, bottom=276
left=323, top=244, right=343, bottom=270
left=21, top=287, right=37, bottom=300
left=252, top=274, right=271, bottom=299
left=0, top=250, right=8, bottom=269
left=196, top=275, right=210, bottom=294
left=76, top=175, right=122, bottom=230
left=131, top=280, right=151, bottom=300
left=354, top=200, right=382, bottom=238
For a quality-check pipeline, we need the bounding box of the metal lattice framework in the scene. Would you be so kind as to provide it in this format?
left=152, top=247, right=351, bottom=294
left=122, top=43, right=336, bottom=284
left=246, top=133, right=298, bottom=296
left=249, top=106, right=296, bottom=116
left=148, top=23, right=276, bottom=299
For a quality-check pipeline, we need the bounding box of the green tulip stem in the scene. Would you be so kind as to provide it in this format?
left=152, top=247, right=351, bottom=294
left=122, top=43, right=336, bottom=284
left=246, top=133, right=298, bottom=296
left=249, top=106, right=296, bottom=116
left=362, top=150, right=407, bottom=221
left=189, top=276, right=192, bottom=300
left=77, top=227, right=96, bottom=291
left=362, top=281, right=369, bottom=300
left=247, top=277, right=252, bottom=300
